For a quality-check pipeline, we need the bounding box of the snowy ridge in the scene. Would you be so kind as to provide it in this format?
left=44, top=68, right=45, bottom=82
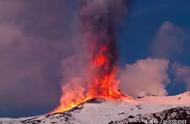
left=0, top=92, right=190, bottom=124
left=136, top=91, right=190, bottom=105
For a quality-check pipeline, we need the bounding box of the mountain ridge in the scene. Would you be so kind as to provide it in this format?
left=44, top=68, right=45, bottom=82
left=0, top=92, right=190, bottom=124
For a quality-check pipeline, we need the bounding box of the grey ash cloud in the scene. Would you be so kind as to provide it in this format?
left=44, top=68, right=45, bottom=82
left=0, top=0, right=81, bottom=117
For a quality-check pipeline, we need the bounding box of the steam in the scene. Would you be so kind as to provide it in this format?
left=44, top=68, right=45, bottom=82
left=151, top=21, right=186, bottom=59
left=119, top=58, right=170, bottom=97
left=173, top=64, right=190, bottom=90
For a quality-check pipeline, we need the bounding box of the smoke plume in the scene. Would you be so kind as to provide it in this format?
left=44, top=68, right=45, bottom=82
left=80, top=0, right=132, bottom=94
left=0, top=0, right=81, bottom=117
left=80, top=0, right=128, bottom=94
left=55, top=0, right=132, bottom=112
left=173, top=64, right=190, bottom=90
left=151, top=21, right=186, bottom=60
left=62, top=0, right=132, bottom=96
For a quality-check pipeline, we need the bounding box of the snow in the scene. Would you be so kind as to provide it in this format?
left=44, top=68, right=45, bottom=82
left=0, top=92, right=190, bottom=124
left=66, top=92, right=190, bottom=124
left=136, top=91, right=190, bottom=105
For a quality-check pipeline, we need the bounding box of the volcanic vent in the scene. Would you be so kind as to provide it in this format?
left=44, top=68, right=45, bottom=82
left=53, top=0, right=131, bottom=113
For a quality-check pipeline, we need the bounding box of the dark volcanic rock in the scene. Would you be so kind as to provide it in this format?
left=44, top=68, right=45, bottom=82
left=109, top=107, right=190, bottom=124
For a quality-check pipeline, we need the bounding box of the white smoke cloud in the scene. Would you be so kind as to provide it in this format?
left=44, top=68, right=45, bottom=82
left=151, top=21, right=186, bottom=59
left=119, top=58, right=170, bottom=97
left=173, top=64, right=190, bottom=90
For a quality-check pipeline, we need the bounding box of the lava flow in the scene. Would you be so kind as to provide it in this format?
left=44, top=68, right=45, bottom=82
left=53, top=43, right=126, bottom=113
left=53, top=0, right=131, bottom=113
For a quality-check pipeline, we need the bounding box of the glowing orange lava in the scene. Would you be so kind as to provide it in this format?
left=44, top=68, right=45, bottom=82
left=53, top=44, right=127, bottom=113
left=51, top=0, right=133, bottom=114
left=88, top=45, right=124, bottom=99
left=92, top=47, right=107, bottom=67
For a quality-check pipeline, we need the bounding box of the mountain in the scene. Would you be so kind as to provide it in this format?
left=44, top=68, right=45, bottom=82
left=0, top=92, right=190, bottom=124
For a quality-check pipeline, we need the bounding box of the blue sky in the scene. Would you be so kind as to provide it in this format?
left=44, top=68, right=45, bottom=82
left=118, top=0, right=190, bottom=65
left=0, top=0, right=190, bottom=117
left=117, top=0, right=190, bottom=95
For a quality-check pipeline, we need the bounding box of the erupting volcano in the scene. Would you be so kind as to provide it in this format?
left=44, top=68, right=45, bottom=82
left=53, top=0, right=131, bottom=113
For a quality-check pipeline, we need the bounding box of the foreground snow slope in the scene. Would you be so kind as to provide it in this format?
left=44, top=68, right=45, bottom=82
left=0, top=92, right=190, bottom=124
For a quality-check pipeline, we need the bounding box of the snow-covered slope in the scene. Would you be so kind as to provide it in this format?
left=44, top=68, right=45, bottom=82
left=137, top=91, right=190, bottom=105
left=0, top=92, right=190, bottom=124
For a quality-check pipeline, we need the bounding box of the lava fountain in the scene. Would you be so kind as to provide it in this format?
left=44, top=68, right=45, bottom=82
left=53, top=0, right=131, bottom=113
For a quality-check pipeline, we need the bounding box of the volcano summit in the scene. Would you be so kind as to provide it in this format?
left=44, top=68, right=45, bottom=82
left=0, top=92, right=190, bottom=124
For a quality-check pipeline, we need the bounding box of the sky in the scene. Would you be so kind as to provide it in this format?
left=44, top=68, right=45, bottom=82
left=0, top=0, right=190, bottom=117
left=117, top=0, right=190, bottom=96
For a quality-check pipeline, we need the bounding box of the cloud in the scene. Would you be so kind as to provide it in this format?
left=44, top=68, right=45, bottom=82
left=151, top=21, right=186, bottom=59
left=0, top=0, right=131, bottom=117
left=0, top=24, right=24, bottom=47
left=173, top=64, right=190, bottom=90
left=119, top=58, right=170, bottom=97
left=0, top=0, right=82, bottom=117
